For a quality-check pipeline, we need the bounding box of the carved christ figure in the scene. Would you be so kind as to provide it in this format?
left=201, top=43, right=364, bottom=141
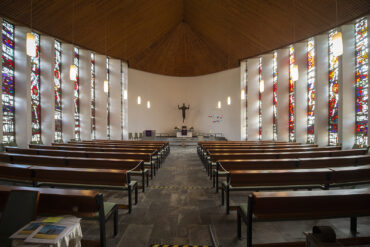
left=178, top=103, right=190, bottom=123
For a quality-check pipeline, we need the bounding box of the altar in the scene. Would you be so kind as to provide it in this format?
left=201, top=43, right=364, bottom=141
left=176, top=126, right=193, bottom=138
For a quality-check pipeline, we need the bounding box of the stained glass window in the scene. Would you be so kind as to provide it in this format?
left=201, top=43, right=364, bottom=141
left=307, top=39, right=316, bottom=144
left=91, top=53, right=96, bottom=140
left=328, top=30, right=340, bottom=146
left=30, top=32, right=41, bottom=143
left=54, top=40, right=62, bottom=142
left=355, top=17, right=368, bottom=147
left=73, top=47, right=80, bottom=141
left=272, top=51, right=278, bottom=141
left=2, top=20, right=15, bottom=144
left=106, top=57, right=110, bottom=139
left=289, top=46, right=296, bottom=142
left=258, top=57, right=262, bottom=140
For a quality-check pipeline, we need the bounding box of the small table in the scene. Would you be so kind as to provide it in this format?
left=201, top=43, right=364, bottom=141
left=12, top=217, right=82, bottom=247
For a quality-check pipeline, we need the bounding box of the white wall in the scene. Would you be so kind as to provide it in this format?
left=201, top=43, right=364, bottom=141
left=128, top=68, right=241, bottom=140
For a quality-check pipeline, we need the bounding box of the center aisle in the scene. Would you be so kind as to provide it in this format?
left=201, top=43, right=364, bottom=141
left=115, top=145, right=241, bottom=247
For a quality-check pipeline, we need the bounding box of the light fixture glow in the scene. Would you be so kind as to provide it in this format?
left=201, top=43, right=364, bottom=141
left=103, top=80, right=109, bottom=93
left=227, top=96, right=231, bottom=105
left=123, top=90, right=128, bottom=100
left=147, top=101, right=151, bottom=109
left=241, top=89, right=245, bottom=100
left=259, top=79, right=264, bottom=93
left=137, top=96, right=141, bottom=105
left=26, top=32, right=36, bottom=57
left=292, top=64, right=299, bottom=81
left=217, top=101, right=221, bottom=109
left=70, top=64, right=78, bottom=81
left=332, top=31, right=343, bottom=57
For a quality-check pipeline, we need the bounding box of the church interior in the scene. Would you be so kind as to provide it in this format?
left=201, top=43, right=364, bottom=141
left=0, top=0, right=370, bottom=246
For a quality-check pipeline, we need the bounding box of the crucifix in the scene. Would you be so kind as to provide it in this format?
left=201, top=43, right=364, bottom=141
left=178, top=103, right=190, bottom=123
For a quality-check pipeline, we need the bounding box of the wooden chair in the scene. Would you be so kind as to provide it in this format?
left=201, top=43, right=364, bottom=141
left=0, top=190, right=40, bottom=246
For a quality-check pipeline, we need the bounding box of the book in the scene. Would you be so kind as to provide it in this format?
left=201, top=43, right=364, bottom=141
left=10, top=221, right=43, bottom=239
left=25, top=223, right=74, bottom=244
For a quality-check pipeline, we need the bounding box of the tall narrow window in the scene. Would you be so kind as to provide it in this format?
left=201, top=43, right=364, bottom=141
left=272, top=51, right=278, bottom=141
left=91, top=53, right=96, bottom=140
left=73, top=47, right=80, bottom=141
left=258, top=57, right=262, bottom=140
left=2, top=20, right=15, bottom=144
left=30, top=32, right=41, bottom=143
left=121, top=61, right=124, bottom=140
left=106, top=57, right=110, bottom=139
left=54, top=40, right=62, bottom=142
left=289, top=46, right=296, bottom=142
left=307, top=39, right=316, bottom=144
left=328, top=30, right=340, bottom=146
left=355, top=17, right=368, bottom=147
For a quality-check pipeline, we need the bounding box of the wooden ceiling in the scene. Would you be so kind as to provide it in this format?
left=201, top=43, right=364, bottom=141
left=0, top=0, right=370, bottom=76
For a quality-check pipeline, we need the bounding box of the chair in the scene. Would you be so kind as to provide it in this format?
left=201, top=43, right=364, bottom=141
left=128, top=132, right=133, bottom=140
left=138, top=133, right=143, bottom=140
left=134, top=133, right=138, bottom=140
left=0, top=190, right=40, bottom=246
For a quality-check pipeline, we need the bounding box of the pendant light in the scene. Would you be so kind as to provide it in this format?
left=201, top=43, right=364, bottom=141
left=147, top=101, right=151, bottom=109
left=332, top=0, right=343, bottom=57
left=137, top=96, right=142, bottom=105
left=217, top=101, right=221, bottom=109
left=26, top=0, right=36, bottom=57
left=292, top=64, right=299, bottom=82
left=227, top=96, right=231, bottom=105
left=260, top=79, right=265, bottom=93
left=104, top=80, right=109, bottom=93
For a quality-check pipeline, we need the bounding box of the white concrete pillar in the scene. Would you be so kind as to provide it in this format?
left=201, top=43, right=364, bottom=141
left=340, top=24, right=356, bottom=149
left=95, top=54, right=108, bottom=139
left=295, top=42, right=308, bottom=143
left=277, top=48, right=289, bottom=142
left=14, top=26, right=31, bottom=148
left=246, top=58, right=259, bottom=141
left=61, top=43, right=74, bottom=142
left=262, top=54, right=273, bottom=140
left=110, top=58, right=121, bottom=140
left=79, top=48, right=92, bottom=141
left=315, top=34, right=329, bottom=146
left=240, top=61, right=247, bottom=140
left=122, top=62, right=128, bottom=140
left=40, top=36, right=55, bottom=145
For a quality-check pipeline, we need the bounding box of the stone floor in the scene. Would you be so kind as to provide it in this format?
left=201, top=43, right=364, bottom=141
left=81, top=146, right=370, bottom=247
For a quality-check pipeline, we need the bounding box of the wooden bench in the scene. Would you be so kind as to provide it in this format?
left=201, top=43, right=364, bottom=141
left=222, top=165, right=370, bottom=214
left=0, top=185, right=117, bottom=247
left=0, top=152, right=149, bottom=192
left=222, top=168, right=331, bottom=214
left=6, top=147, right=157, bottom=181
left=214, top=154, right=370, bottom=191
left=237, top=189, right=370, bottom=247
left=0, top=163, right=138, bottom=213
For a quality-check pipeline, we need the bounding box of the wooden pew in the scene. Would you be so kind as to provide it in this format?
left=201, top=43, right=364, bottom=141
left=214, top=154, right=370, bottom=191
left=0, top=185, right=117, bottom=247
left=0, top=163, right=138, bottom=213
left=237, top=189, right=370, bottom=247
left=222, top=165, right=370, bottom=214
left=0, top=152, right=148, bottom=192
left=222, top=168, right=331, bottom=214
left=6, top=147, right=157, bottom=180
